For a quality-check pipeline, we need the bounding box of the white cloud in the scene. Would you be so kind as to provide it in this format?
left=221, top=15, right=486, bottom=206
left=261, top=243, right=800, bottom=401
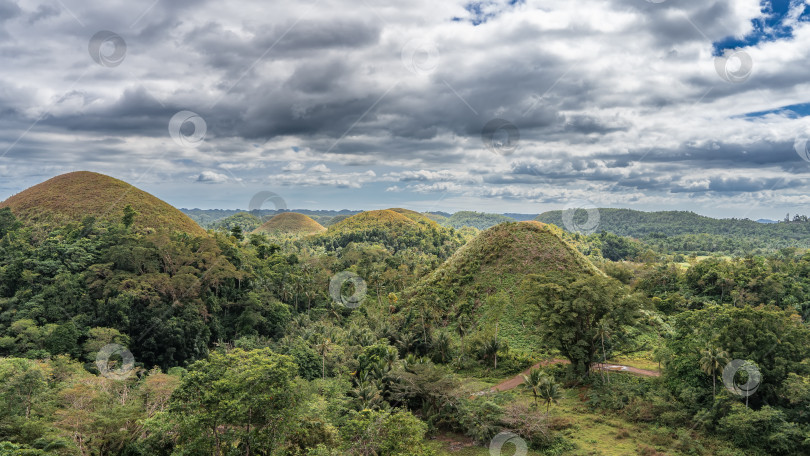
left=196, top=171, right=229, bottom=183
left=0, top=0, right=809, bottom=217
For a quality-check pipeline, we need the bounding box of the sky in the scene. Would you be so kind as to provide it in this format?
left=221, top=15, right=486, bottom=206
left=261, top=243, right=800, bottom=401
left=2, top=0, right=810, bottom=219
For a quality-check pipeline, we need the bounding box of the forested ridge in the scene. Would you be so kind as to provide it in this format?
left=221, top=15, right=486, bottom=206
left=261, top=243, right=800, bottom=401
left=537, top=208, right=810, bottom=254
left=2, top=186, right=810, bottom=455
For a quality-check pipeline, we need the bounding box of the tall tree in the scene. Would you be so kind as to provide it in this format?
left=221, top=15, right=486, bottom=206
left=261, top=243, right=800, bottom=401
left=315, top=337, right=333, bottom=380
left=169, top=348, right=301, bottom=456
left=521, top=273, right=642, bottom=380
left=699, top=345, right=729, bottom=400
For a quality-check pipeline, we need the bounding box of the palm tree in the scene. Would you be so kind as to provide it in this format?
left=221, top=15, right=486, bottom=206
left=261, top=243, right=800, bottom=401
left=315, top=337, right=333, bottom=380
left=699, top=345, right=729, bottom=400
left=521, top=368, right=546, bottom=406
left=595, top=321, right=612, bottom=383
left=433, top=332, right=451, bottom=363
left=481, top=336, right=501, bottom=369
left=538, top=377, right=563, bottom=414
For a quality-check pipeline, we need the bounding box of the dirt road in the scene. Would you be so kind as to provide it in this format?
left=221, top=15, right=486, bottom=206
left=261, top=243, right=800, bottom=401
left=473, top=359, right=660, bottom=396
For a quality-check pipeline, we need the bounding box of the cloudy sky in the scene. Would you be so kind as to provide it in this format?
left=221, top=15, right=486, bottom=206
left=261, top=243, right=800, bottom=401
left=2, top=0, right=810, bottom=218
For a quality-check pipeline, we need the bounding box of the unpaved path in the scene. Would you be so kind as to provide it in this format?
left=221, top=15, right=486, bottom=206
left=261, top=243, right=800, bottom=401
left=473, top=359, right=660, bottom=396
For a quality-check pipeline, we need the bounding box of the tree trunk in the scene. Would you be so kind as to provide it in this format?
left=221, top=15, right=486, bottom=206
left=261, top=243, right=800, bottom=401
left=601, top=332, right=608, bottom=383
left=245, top=407, right=251, bottom=456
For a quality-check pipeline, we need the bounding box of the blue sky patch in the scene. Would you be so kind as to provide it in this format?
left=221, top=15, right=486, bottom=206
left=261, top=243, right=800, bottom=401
left=713, top=0, right=810, bottom=55
left=743, top=102, right=810, bottom=119
left=453, top=0, right=525, bottom=25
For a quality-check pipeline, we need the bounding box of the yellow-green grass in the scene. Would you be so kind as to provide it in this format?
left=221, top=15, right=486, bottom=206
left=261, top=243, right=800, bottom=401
left=253, top=212, right=326, bottom=235
left=327, top=209, right=421, bottom=232
left=607, top=357, right=660, bottom=373
left=424, top=212, right=449, bottom=224
left=0, top=171, right=206, bottom=236
left=387, top=207, right=441, bottom=226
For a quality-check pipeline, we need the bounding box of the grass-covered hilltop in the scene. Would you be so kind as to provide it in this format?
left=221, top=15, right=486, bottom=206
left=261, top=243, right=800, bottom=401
left=1, top=173, right=810, bottom=455
left=253, top=212, right=327, bottom=236
left=403, top=222, right=602, bottom=351
left=0, top=171, right=207, bottom=237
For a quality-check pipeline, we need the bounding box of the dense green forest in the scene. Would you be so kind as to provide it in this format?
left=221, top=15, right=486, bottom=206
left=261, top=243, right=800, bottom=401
left=3, top=185, right=810, bottom=455
left=537, top=208, right=810, bottom=255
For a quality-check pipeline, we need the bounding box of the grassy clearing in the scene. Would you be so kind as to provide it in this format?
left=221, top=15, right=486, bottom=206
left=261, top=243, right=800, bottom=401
left=437, top=372, right=743, bottom=456
left=607, top=357, right=660, bottom=372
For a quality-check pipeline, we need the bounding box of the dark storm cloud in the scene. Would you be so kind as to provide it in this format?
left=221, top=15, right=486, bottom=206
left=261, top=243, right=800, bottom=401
left=670, top=176, right=801, bottom=194
left=186, top=19, right=381, bottom=70
left=563, top=115, right=630, bottom=135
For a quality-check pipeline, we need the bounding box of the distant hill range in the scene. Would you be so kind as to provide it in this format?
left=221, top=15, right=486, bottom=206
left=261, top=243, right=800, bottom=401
left=536, top=208, right=810, bottom=251
left=185, top=208, right=539, bottom=231
left=181, top=208, right=360, bottom=228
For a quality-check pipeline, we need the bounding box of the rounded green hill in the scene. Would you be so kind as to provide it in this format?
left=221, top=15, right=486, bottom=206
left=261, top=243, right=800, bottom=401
left=311, top=209, right=464, bottom=257
left=403, top=221, right=602, bottom=350
left=0, top=171, right=206, bottom=236
left=253, top=212, right=326, bottom=235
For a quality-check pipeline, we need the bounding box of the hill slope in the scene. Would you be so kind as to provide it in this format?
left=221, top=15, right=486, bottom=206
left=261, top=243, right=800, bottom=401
left=0, top=171, right=206, bottom=236
left=403, top=221, right=601, bottom=351
left=309, top=209, right=464, bottom=258
left=253, top=212, right=326, bottom=235
left=387, top=208, right=440, bottom=226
